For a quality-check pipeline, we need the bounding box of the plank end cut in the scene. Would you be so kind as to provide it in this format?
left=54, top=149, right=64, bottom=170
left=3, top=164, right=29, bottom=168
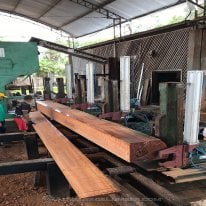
left=30, top=111, right=120, bottom=199
left=36, top=101, right=167, bottom=163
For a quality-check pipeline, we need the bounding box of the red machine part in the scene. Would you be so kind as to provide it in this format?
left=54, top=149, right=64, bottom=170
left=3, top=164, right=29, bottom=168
left=71, top=103, right=94, bottom=111
left=158, top=144, right=198, bottom=168
left=99, top=112, right=126, bottom=122
left=56, top=98, right=69, bottom=104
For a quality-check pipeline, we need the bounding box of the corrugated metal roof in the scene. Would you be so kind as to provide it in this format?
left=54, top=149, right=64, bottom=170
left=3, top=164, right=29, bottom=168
left=0, top=0, right=183, bottom=37
left=105, top=0, right=177, bottom=19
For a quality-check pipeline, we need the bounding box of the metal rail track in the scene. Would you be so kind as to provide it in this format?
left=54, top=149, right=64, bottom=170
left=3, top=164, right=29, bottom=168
left=55, top=123, right=189, bottom=206
left=0, top=122, right=189, bottom=206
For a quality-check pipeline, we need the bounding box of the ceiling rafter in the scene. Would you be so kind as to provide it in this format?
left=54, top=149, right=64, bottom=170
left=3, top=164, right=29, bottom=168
left=68, top=0, right=126, bottom=20
left=186, top=0, right=205, bottom=10
left=59, top=0, right=116, bottom=29
left=0, top=0, right=187, bottom=38
left=12, top=0, right=22, bottom=12
left=37, top=0, right=64, bottom=19
left=75, top=0, right=186, bottom=38
left=0, top=8, right=59, bottom=31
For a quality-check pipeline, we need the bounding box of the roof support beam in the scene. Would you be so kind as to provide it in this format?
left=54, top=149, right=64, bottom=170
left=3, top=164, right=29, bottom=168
left=38, top=0, right=63, bottom=19
left=60, top=0, right=116, bottom=28
left=30, top=37, right=106, bottom=64
left=68, top=0, right=126, bottom=20
left=12, top=0, right=22, bottom=12
left=76, top=0, right=186, bottom=38
left=30, top=37, right=106, bottom=60
left=187, top=0, right=205, bottom=10
left=0, top=8, right=59, bottom=30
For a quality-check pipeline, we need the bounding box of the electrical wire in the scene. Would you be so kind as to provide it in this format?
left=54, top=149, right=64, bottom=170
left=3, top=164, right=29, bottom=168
left=124, top=112, right=151, bottom=135
left=189, top=146, right=206, bottom=170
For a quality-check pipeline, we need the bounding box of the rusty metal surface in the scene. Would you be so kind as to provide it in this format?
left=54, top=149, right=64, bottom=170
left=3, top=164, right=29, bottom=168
left=95, top=152, right=188, bottom=206
left=158, top=144, right=198, bottom=168
left=106, top=166, right=136, bottom=176
left=130, top=172, right=189, bottom=206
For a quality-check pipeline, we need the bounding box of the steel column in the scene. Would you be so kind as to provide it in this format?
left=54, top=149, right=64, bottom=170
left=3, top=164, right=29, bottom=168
left=46, top=162, right=71, bottom=198
left=184, top=71, right=204, bottom=144
left=65, top=64, right=73, bottom=99
left=24, top=134, right=39, bottom=160
left=86, top=62, right=95, bottom=104
left=120, top=56, right=130, bottom=112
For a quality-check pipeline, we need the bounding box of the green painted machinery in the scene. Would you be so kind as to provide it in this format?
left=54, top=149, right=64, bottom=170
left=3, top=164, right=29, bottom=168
left=0, top=42, right=39, bottom=92
left=0, top=42, right=39, bottom=117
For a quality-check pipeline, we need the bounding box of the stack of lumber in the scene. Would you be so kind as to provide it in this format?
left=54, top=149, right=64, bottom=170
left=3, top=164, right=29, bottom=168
left=162, top=167, right=206, bottom=183
left=36, top=100, right=167, bottom=163
left=30, top=111, right=119, bottom=199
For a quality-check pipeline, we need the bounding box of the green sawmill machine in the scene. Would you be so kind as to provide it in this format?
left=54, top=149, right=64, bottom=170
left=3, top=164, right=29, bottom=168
left=0, top=42, right=39, bottom=115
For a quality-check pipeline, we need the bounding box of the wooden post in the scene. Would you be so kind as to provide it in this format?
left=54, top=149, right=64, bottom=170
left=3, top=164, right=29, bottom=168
left=109, top=80, right=119, bottom=112
left=188, top=28, right=206, bottom=70
left=155, top=82, right=184, bottom=146
left=74, top=74, right=82, bottom=104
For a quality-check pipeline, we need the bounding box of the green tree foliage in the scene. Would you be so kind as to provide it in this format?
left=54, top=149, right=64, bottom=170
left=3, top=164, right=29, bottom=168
left=38, top=49, right=68, bottom=77
left=168, top=15, right=185, bottom=24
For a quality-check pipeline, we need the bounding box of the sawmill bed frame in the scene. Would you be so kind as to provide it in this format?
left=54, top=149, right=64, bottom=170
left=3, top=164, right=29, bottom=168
left=1, top=121, right=206, bottom=205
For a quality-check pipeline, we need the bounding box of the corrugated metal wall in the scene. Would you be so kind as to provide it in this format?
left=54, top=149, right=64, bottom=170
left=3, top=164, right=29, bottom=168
left=84, top=27, right=191, bottom=94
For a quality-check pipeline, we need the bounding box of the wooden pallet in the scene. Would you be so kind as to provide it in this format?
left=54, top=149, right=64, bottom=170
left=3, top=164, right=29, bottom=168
left=30, top=111, right=119, bottom=199
left=162, top=167, right=206, bottom=183
left=36, top=100, right=167, bottom=163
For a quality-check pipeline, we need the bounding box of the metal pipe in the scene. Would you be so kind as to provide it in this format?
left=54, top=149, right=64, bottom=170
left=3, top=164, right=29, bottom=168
left=101, top=154, right=188, bottom=206
left=119, top=18, right=122, bottom=38
left=81, top=147, right=100, bottom=154
left=137, top=63, right=144, bottom=100
left=187, top=0, right=205, bottom=10
left=65, top=64, right=73, bottom=99
left=86, top=62, right=95, bottom=104
left=184, top=71, right=204, bottom=144
left=113, top=19, right=116, bottom=58
left=130, top=173, right=189, bottom=206
left=107, top=166, right=135, bottom=176
left=120, top=56, right=130, bottom=112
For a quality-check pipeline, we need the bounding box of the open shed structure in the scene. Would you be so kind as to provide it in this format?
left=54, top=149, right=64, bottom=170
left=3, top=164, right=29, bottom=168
left=0, top=0, right=186, bottom=37
left=2, top=1, right=206, bottom=206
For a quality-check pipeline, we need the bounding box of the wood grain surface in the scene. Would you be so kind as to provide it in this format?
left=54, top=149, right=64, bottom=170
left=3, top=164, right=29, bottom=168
left=36, top=101, right=167, bottom=162
left=30, top=111, right=119, bottom=199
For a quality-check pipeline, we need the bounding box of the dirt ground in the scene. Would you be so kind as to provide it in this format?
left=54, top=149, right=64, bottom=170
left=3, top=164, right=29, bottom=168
left=0, top=141, right=117, bottom=206
left=0, top=121, right=117, bottom=206
left=2, top=122, right=206, bottom=206
left=0, top=141, right=77, bottom=206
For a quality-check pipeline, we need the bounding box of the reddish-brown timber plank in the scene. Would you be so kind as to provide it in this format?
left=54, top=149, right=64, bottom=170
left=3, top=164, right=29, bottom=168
left=36, top=101, right=167, bottom=162
left=30, top=111, right=119, bottom=199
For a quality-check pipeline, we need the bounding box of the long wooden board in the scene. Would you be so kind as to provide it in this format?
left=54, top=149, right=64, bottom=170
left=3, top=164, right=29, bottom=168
left=162, top=167, right=206, bottom=183
left=36, top=101, right=167, bottom=162
left=30, top=111, right=119, bottom=199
